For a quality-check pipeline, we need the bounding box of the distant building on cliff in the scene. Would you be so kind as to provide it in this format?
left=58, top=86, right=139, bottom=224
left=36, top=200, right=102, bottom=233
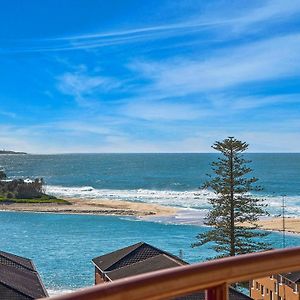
left=0, top=250, right=48, bottom=299
left=92, top=241, right=252, bottom=300
left=251, top=273, right=300, bottom=300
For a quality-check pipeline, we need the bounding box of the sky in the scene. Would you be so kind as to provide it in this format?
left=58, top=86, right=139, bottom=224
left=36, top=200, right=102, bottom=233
left=0, top=0, right=300, bottom=153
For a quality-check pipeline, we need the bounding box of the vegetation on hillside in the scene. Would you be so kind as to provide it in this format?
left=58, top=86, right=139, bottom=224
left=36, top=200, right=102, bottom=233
left=0, top=169, right=69, bottom=204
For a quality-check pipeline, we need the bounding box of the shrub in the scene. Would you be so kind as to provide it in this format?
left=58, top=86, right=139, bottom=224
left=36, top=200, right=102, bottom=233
left=6, top=192, right=14, bottom=199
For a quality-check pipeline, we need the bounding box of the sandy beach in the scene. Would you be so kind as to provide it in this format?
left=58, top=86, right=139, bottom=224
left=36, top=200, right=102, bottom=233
left=238, top=217, right=300, bottom=234
left=256, top=217, right=300, bottom=234
left=1, top=199, right=300, bottom=234
left=0, top=197, right=178, bottom=217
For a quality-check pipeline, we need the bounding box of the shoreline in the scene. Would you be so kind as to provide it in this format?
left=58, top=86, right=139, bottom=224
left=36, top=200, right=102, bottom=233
left=0, top=197, right=178, bottom=218
left=255, top=217, right=300, bottom=235
left=1, top=198, right=300, bottom=234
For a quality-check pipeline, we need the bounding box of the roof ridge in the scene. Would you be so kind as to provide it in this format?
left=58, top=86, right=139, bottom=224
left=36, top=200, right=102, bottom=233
left=0, top=250, right=36, bottom=272
left=105, top=254, right=184, bottom=282
left=105, top=253, right=164, bottom=276
left=105, top=242, right=145, bottom=271
left=142, top=242, right=188, bottom=265
left=0, top=250, right=31, bottom=261
left=35, top=267, right=49, bottom=297
left=92, top=241, right=144, bottom=271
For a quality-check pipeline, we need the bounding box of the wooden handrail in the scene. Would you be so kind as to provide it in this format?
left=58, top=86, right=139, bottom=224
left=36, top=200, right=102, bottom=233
left=41, top=247, right=300, bottom=300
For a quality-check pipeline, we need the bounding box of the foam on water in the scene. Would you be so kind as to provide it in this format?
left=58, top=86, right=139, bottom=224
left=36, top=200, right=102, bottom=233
left=46, top=185, right=214, bottom=209
left=46, top=185, right=300, bottom=217
left=48, top=289, right=74, bottom=296
left=144, top=208, right=209, bottom=225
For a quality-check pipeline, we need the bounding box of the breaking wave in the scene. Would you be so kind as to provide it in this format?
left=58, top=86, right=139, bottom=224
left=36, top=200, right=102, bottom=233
left=46, top=185, right=214, bottom=209
left=46, top=185, right=300, bottom=217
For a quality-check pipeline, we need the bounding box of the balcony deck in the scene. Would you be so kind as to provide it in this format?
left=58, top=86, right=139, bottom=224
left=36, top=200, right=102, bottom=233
left=41, top=247, right=300, bottom=300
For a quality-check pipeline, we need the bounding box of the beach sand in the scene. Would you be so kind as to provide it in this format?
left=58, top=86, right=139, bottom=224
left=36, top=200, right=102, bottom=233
left=2, top=199, right=300, bottom=234
left=239, top=217, right=300, bottom=234
left=0, top=198, right=177, bottom=217
left=256, top=217, right=300, bottom=234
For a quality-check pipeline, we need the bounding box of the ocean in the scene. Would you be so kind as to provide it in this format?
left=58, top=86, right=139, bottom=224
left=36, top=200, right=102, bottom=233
left=0, top=153, right=300, bottom=294
left=1, top=153, right=300, bottom=215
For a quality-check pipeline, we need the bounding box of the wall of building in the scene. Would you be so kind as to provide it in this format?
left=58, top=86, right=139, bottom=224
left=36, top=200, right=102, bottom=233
left=251, top=277, right=300, bottom=300
left=278, top=281, right=299, bottom=300
left=95, top=268, right=106, bottom=285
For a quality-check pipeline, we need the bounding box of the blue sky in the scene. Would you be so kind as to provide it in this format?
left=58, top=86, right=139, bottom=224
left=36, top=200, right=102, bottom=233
left=0, top=0, right=300, bottom=153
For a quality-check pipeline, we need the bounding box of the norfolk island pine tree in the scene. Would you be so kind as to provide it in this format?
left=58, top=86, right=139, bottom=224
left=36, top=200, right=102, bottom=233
left=192, top=137, right=270, bottom=258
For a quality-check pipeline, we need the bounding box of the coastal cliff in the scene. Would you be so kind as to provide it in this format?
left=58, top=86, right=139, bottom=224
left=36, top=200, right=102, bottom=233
left=0, top=150, right=27, bottom=154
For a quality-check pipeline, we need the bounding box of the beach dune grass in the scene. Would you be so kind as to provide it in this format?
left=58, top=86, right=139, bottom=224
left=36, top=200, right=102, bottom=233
left=0, top=195, right=70, bottom=204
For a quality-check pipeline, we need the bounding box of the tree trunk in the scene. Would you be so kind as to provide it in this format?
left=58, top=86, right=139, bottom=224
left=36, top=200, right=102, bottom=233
left=229, top=146, right=235, bottom=256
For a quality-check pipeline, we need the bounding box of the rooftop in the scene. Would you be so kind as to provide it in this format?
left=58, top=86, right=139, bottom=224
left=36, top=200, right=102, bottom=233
left=0, top=250, right=48, bottom=299
left=92, top=241, right=187, bottom=272
left=0, top=250, right=36, bottom=272
left=281, top=271, right=300, bottom=283
left=92, top=242, right=252, bottom=300
left=106, top=253, right=184, bottom=281
left=0, top=263, right=48, bottom=299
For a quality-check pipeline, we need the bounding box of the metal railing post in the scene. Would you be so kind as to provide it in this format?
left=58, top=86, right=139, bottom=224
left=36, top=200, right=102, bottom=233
left=206, top=283, right=228, bottom=300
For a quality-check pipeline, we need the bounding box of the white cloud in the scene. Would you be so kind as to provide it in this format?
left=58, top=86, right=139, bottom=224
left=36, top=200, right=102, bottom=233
left=234, top=0, right=300, bottom=29
left=4, top=0, right=300, bottom=53
left=0, top=110, right=17, bottom=118
left=239, top=132, right=300, bottom=152
left=121, top=101, right=211, bottom=121
left=52, top=1, right=300, bottom=47
left=199, top=93, right=300, bottom=113
left=57, top=69, right=118, bottom=106
left=55, top=121, right=114, bottom=135
left=1, top=120, right=299, bottom=154
left=130, top=33, right=300, bottom=96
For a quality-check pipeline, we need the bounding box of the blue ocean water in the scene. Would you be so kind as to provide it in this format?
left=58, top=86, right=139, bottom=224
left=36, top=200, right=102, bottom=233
left=1, top=153, right=300, bottom=215
left=1, top=153, right=300, bottom=195
left=0, top=211, right=300, bottom=294
left=1, top=211, right=300, bottom=294
left=0, top=154, right=300, bottom=294
left=0, top=211, right=209, bottom=293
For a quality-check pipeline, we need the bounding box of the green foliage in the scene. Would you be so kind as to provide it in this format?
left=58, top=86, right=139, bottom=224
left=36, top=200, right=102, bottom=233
left=0, top=168, right=67, bottom=204
left=0, top=170, right=7, bottom=180
left=192, top=137, right=270, bottom=258
left=0, top=196, right=70, bottom=204
left=0, top=178, right=45, bottom=199
left=15, top=178, right=45, bottom=199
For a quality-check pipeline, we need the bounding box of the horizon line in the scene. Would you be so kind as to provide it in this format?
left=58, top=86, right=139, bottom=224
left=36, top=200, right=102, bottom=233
left=8, top=152, right=300, bottom=155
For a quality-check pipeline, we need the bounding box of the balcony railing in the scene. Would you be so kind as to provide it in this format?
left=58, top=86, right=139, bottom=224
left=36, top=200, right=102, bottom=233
left=41, top=246, right=300, bottom=300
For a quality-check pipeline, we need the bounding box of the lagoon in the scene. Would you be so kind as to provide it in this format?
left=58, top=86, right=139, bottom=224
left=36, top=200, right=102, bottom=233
left=1, top=211, right=300, bottom=294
